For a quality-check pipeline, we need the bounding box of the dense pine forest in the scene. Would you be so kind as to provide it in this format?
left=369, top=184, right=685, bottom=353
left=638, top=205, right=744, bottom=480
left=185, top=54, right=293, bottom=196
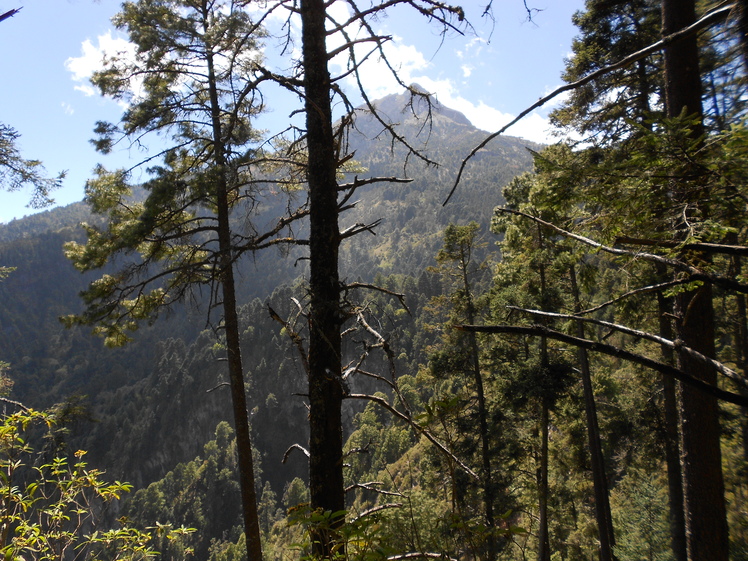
left=1, top=1, right=747, bottom=560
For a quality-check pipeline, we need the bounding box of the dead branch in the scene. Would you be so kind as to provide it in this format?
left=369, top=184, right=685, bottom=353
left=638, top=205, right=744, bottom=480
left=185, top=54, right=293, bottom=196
left=338, top=177, right=414, bottom=191
left=497, top=207, right=688, bottom=269
left=456, top=323, right=748, bottom=406
left=206, top=382, right=231, bottom=392
left=340, top=219, right=382, bottom=239
left=576, top=279, right=689, bottom=315
left=345, top=282, right=411, bottom=314
left=354, top=311, right=414, bottom=417
left=349, top=503, right=405, bottom=523
left=495, top=207, right=748, bottom=293
left=339, top=6, right=443, bottom=170
left=615, top=236, right=748, bottom=256
left=347, top=367, right=393, bottom=388
left=506, top=306, right=748, bottom=389
left=345, top=481, right=404, bottom=498
left=282, top=443, right=310, bottom=464
left=387, top=553, right=458, bottom=561
left=0, top=8, right=21, bottom=23
left=268, top=303, right=310, bottom=375
left=348, top=393, right=479, bottom=479
left=344, top=442, right=371, bottom=457
left=0, top=397, right=29, bottom=412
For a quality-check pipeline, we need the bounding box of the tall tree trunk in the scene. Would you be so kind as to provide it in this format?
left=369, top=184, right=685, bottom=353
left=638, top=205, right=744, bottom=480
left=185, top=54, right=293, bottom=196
left=459, top=249, right=496, bottom=560
left=661, top=2, right=729, bottom=559
left=537, top=395, right=550, bottom=561
left=219, top=237, right=264, bottom=561
left=538, top=249, right=551, bottom=561
left=655, top=285, right=687, bottom=561
left=204, top=16, right=263, bottom=559
left=569, top=267, right=615, bottom=561
left=301, top=0, right=346, bottom=556
left=536, top=235, right=550, bottom=561
left=470, top=328, right=496, bottom=561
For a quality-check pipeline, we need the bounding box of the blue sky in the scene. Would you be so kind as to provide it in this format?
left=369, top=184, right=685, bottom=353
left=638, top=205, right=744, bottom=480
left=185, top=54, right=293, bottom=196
left=0, top=0, right=583, bottom=223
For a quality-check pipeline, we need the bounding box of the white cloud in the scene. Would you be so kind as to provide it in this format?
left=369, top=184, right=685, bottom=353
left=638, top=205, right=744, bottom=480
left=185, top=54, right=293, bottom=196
left=464, top=37, right=487, bottom=57
left=326, top=0, right=351, bottom=29
left=461, top=65, right=472, bottom=78
left=332, top=37, right=432, bottom=101
left=73, top=83, right=97, bottom=97
left=406, top=78, right=558, bottom=144
left=452, top=99, right=556, bottom=144
left=61, top=102, right=74, bottom=116
left=66, top=32, right=135, bottom=88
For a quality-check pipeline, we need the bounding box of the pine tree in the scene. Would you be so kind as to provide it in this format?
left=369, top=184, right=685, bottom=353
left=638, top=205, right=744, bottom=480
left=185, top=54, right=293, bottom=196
left=0, top=124, right=64, bottom=208
left=429, top=222, right=500, bottom=560
left=550, top=0, right=662, bottom=144
left=61, top=3, right=284, bottom=559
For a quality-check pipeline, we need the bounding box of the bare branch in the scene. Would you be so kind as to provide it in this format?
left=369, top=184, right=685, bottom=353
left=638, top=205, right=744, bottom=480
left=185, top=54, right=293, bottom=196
left=349, top=503, right=404, bottom=522
left=506, top=306, right=748, bottom=389
left=0, top=8, right=22, bottom=23
left=345, top=282, right=411, bottom=315
left=456, top=323, right=748, bottom=406
left=347, top=393, right=479, bottom=479
left=615, top=236, right=748, bottom=256
left=352, top=310, right=416, bottom=418
left=268, top=303, right=310, bottom=376
left=496, top=207, right=689, bottom=269
left=0, top=396, right=29, bottom=412
left=345, top=482, right=404, bottom=498
left=387, top=553, right=458, bottom=561
left=206, top=382, right=231, bottom=393
left=340, top=219, right=382, bottom=239
left=338, top=176, right=413, bottom=191
left=496, top=207, right=748, bottom=294
left=577, top=279, right=689, bottom=315
left=326, top=36, right=391, bottom=60
left=283, top=443, right=310, bottom=463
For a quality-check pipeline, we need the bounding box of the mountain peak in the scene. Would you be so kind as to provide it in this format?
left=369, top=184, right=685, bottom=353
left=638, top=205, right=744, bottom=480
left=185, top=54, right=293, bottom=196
left=364, top=87, right=473, bottom=128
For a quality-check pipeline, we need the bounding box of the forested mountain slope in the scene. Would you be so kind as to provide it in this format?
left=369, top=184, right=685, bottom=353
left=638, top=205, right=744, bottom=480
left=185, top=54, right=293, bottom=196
left=0, top=91, right=535, bottom=491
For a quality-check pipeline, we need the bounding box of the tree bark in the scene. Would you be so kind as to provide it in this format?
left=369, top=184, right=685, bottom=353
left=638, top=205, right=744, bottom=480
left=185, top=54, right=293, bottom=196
left=537, top=396, right=550, bottom=561
left=219, top=233, right=264, bottom=561
left=537, top=253, right=550, bottom=561
left=301, top=0, right=346, bottom=556
left=569, top=267, right=615, bottom=561
left=661, top=2, right=729, bottom=559
left=205, top=18, right=263, bottom=559
left=462, top=253, right=495, bottom=560
left=655, top=287, right=687, bottom=561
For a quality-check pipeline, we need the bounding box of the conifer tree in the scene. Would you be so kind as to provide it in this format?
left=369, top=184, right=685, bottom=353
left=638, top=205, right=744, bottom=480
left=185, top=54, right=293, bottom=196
left=62, top=3, right=285, bottom=560
left=491, top=172, right=583, bottom=561
left=0, top=124, right=64, bottom=208
left=429, top=222, right=499, bottom=560
left=551, top=0, right=662, bottom=144
left=543, top=3, right=746, bottom=559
